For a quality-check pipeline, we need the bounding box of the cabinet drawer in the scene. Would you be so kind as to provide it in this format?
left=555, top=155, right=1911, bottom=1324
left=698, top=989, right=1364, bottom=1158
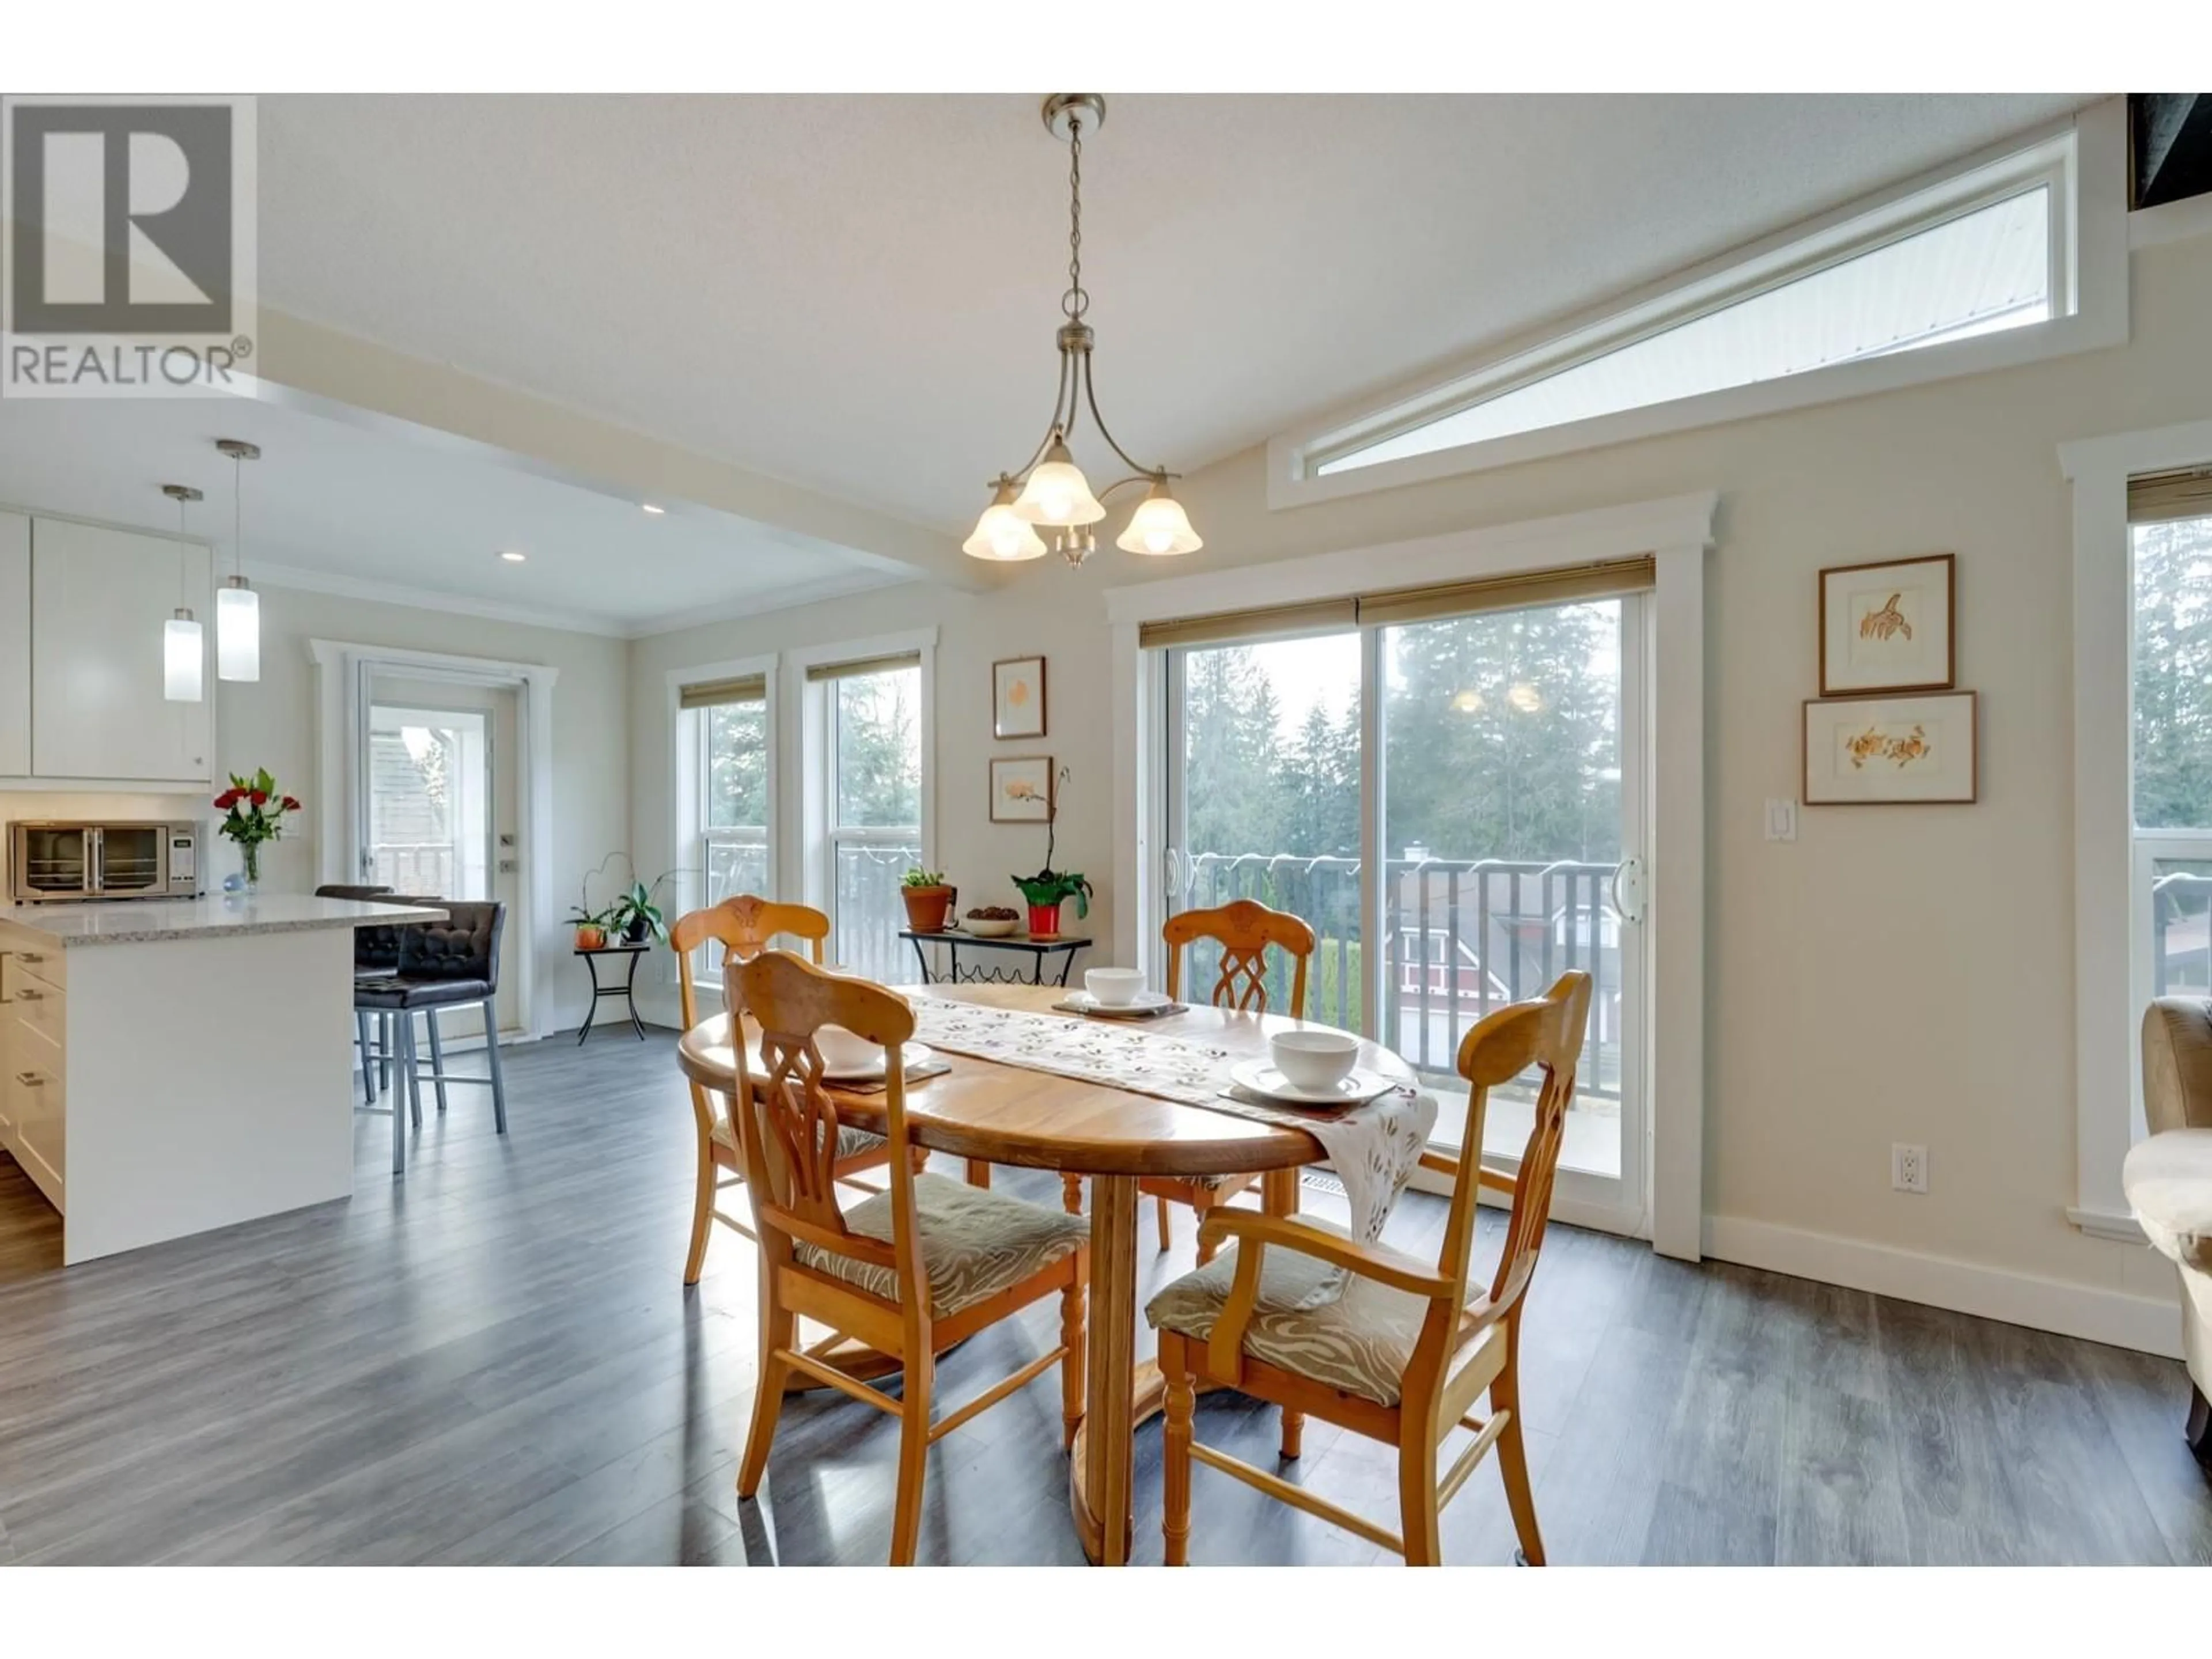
left=3, top=945, right=65, bottom=998
left=6, top=1056, right=64, bottom=1202
left=10, top=976, right=65, bottom=1055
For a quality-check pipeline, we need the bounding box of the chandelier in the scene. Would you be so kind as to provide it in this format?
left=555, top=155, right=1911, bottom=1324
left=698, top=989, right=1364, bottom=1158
left=965, top=94, right=1202, bottom=568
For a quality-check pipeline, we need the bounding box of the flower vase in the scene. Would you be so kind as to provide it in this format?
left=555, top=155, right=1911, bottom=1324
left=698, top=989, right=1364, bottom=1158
left=1026, top=901, right=1061, bottom=938
left=240, top=843, right=262, bottom=896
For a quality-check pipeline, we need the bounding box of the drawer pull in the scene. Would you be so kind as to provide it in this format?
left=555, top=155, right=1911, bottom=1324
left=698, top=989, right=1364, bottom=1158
left=14, top=1072, right=43, bottom=1088
left=18, top=953, right=44, bottom=965
left=16, top=988, right=43, bottom=1001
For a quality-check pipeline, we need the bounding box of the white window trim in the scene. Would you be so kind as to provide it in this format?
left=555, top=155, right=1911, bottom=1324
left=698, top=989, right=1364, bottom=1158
left=786, top=627, right=939, bottom=946
left=1270, top=102, right=2127, bottom=512
left=665, top=652, right=778, bottom=993
left=2062, top=416, right=2212, bottom=1244
left=1105, top=492, right=1714, bottom=1259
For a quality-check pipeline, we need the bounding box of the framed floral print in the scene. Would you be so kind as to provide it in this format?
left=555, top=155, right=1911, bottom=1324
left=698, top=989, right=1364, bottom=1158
left=1802, top=692, right=1977, bottom=805
left=1819, top=554, right=1955, bottom=696
left=993, top=655, right=1047, bottom=740
left=990, top=755, right=1055, bottom=822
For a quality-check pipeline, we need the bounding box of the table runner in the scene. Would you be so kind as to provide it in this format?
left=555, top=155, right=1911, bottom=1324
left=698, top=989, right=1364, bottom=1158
left=906, top=995, right=1437, bottom=1295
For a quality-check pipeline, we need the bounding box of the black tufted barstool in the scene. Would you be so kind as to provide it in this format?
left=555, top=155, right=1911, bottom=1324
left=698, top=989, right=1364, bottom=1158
left=317, top=883, right=399, bottom=1103
left=355, top=900, right=509, bottom=1173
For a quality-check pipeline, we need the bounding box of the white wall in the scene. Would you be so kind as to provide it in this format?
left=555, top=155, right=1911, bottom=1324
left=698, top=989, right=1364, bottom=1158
left=629, top=227, right=2212, bottom=1334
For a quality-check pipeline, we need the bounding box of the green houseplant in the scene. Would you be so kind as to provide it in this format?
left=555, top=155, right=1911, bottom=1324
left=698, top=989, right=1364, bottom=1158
left=567, top=904, right=614, bottom=951
left=1013, top=764, right=1090, bottom=937
left=609, top=879, right=669, bottom=945
left=900, top=866, right=957, bottom=934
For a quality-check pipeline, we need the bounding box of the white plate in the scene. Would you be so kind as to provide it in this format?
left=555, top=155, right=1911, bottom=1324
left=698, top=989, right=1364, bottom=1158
left=821, top=1042, right=937, bottom=1082
left=1228, top=1059, right=1397, bottom=1107
left=1064, top=989, right=1175, bottom=1016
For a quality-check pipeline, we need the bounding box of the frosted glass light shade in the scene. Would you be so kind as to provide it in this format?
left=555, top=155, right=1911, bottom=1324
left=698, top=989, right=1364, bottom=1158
left=1012, top=440, right=1105, bottom=526
left=164, top=611, right=204, bottom=702
left=1114, top=482, right=1202, bottom=556
left=217, top=579, right=260, bottom=681
left=963, top=497, right=1047, bottom=561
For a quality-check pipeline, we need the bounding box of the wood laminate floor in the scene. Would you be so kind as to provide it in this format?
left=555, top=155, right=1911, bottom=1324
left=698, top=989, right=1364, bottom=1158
left=1, top=1031, right=2206, bottom=1566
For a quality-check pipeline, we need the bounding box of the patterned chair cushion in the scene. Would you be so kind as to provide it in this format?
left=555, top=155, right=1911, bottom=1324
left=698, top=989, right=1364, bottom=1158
left=711, top=1115, right=884, bottom=1164
left=797, top=1172, right=1088, bottom=1317
left=1145, top=1217, right=1446, bottom=1407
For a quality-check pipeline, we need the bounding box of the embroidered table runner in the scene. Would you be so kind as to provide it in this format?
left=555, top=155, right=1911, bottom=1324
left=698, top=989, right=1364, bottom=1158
left=906, top=995, right=1437, bottom=1255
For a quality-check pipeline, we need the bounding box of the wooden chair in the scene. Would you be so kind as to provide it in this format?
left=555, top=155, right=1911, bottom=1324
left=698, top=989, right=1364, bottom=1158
left=1069, top=899, right=1316, bottom=1265
left=1149, top=969, right=1592, bottom=1566
left=730, top=952, right=1090, bottom=1565
left=671, top=895, right=898, bottom=1285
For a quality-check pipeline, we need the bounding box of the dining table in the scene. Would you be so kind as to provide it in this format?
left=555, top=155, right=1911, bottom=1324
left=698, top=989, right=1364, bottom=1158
left=676, top=980, right=1418, bottom=1566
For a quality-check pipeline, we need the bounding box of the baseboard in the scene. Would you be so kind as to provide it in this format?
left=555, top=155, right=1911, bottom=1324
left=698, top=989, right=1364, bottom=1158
left=1701, top=1214, right=2183, bottom=1360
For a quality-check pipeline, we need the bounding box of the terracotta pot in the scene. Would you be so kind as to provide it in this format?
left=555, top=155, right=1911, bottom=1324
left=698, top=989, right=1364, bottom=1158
left=1027, top=901, right=1062, bottom=938
left=575, top=925, right=607, bottom=950
left=902, top=884, right=957, bottom=933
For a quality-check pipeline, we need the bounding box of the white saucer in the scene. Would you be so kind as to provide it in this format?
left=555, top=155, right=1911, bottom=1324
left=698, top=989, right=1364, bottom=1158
left=1065, top=990, right=1174, bottom=1017
left=1229, top=1059, right=1396, bottom=1107
left=821, top=1042, right=936, bottom=1082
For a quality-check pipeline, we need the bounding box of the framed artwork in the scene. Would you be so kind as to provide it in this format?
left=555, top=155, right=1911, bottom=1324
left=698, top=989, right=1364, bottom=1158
left=1819, top=553, right=1955, bottom=696
left=993, top=655, right=1048, bottom=740
left=990, top=755, right=1055, bottom=822
left=1803, top=692, right=1977, bottom=805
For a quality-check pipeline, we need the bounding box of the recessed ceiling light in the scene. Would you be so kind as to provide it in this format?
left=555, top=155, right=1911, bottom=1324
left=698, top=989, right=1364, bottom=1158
left=499, top=550, right=527, bottom=563
left=641, top=503, right=665, bottom=516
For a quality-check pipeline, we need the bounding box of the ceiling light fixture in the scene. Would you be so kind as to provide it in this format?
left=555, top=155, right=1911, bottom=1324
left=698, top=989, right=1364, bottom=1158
left=965, top=94, right=1202, bottom=569
left=215, top=438, right=261, bottom=683
left=499, top=550, right=527, bottom=563
left=160, top=484, right=204, bottom=703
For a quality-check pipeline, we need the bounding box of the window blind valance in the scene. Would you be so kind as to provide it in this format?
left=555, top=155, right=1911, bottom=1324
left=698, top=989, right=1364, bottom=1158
left=677, top=673, right=767, bottom=710
left=1137, top=555, right=1657, bottom=650
left=804, top=651, right=923, bottom=684
left=2129, top=468, right=2212, bottom=526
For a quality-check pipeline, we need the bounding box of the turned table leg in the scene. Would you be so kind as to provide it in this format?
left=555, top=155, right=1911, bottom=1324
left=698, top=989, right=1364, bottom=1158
left=1069, top=1173, right=1139, bottom=1565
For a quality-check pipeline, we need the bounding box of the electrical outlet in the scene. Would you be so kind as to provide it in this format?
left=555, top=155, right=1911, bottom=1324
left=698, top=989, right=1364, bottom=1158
left=1891, top=1143, right=1929, bottom=1194
left=1764, top=799, right=1798, bottom=842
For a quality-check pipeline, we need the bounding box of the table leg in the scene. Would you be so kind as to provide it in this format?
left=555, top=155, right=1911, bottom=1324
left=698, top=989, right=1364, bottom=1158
left=576, top=955, right=600, bottom=1046
left=1069, top=1173, right=1139, bottom=1565
left=909, top=935, right=933, bottom=984
left=624, top=953, right=646, bottom=1041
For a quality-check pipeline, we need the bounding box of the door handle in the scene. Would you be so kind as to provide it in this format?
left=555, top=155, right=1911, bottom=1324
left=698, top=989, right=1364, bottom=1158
left=1610, top=855, right=1647, bottom=926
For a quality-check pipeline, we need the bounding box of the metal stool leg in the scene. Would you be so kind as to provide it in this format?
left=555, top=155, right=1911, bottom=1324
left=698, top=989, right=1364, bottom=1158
left=482, top=1002, right=508, bottom=1135
left=357, top=1011, right=377, bottom=1104
left=380, top=1013, right=394, bottom=1089
left=390, top=1025, right=406, bottom=1176
left=402, top=1015, right=423, bottom=1129
left=426, top=1010, right=450, bottom=1115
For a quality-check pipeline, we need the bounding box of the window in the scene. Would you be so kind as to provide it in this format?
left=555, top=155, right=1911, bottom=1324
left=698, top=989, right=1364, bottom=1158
left=368, top=704, right=490, bottom=899
left=1277, top=116, right=2121, bottom=506
left=673, top=667, right=772, bottom=989
left=2131, top=473, right=2212, bottom=1139
left=810, top=651, right=926, bottom=982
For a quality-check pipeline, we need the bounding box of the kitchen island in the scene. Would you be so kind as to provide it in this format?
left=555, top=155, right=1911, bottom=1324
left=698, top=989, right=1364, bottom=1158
left=0, top=894, right=444, bottom=1266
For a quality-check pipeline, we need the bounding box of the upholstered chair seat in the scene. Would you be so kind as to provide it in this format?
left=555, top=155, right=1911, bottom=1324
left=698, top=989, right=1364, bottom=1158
left=798, top=1171, right=1089, bottom=1317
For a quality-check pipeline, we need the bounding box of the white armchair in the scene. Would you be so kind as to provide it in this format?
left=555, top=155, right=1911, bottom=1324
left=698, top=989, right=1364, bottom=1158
left=2127, top=998, right=2212, bottom=1464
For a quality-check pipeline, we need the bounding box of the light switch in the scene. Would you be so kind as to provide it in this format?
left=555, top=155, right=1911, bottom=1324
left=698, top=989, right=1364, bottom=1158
left=1764, top=799, right=1798, bottom=842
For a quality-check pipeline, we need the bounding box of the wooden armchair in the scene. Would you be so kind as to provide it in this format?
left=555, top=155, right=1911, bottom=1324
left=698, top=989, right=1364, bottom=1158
left=1068, top=899, right=1315, bottom=1265
left=730, top=952, right=1090, bottom=1565
left=671, top=895, right=898, bottom=1285
left=1149, top=970, right=1592, bottom=1566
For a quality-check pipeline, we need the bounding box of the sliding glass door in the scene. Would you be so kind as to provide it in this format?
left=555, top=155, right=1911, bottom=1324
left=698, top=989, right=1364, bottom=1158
left=1159, top=590, right=1649, bottom=1232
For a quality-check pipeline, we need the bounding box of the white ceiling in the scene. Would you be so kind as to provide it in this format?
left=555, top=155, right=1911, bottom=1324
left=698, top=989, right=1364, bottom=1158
left=0, top=394, right=904, bottom=636
left=257, top=93, right=2091, bottom=535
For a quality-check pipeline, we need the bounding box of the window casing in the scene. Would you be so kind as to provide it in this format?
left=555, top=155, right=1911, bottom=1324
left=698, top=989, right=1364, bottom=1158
left=673, top=669, right=772, bottom=991
left=800, top=645, right=931, bottom=983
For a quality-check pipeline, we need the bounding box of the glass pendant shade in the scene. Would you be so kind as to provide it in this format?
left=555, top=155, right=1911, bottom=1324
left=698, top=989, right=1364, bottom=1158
left=963, top=482, right=1048, bottom=561
left=1012, top=440, right=1105, bottom=526
left=164, top=611, right=204, bottom=702
left=217, top=578, right=260, bottom=681
left=1115, top=482, right=1203, bottom=556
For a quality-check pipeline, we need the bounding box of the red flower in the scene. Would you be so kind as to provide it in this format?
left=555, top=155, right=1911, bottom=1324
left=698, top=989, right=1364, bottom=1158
left=214, top=789, right=241, bottom=809
left=281, top=796, right=301, bottom=812
left=249, top=790, right=268, bottom=806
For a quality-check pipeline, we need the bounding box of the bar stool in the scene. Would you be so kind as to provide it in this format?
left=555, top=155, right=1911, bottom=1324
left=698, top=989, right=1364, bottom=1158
left=355, top=901, right=509, bottom=1174
left=316, top=882, right=397, bottom=1103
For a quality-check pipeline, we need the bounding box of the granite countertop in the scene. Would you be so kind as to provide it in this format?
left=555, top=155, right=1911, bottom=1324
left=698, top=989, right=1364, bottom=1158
left=0, top=895, right=448, bottom=949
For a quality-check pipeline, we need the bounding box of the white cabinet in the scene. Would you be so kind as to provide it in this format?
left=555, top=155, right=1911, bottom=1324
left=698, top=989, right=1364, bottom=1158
left=30, top=517, right=212, bottom=786
left=0, top=512, right=28, bottom=778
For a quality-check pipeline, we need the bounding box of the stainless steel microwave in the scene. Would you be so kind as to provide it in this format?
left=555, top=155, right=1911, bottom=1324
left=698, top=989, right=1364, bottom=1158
left=8, top=821, right=203, bottom=903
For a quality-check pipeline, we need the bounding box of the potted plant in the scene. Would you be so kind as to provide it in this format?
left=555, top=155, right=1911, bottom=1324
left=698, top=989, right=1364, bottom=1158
left=568, top=906, right=613, bottom=951
left=1012, top=764, right=1091, bottom=938
left=213, top=768, right=301, bottom=894
left=609, top=879, right=669, bottom=945
left=900, top=866, right=957, bottom=933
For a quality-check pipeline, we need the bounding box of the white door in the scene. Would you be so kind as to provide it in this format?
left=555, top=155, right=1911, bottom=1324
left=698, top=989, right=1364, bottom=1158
left=362, top=675, right=524, bottom=1039
left=30, top=518, right=211, bottom=784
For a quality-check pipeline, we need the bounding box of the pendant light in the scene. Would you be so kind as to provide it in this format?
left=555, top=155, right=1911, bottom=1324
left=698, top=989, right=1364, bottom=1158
left=160, top=483, right=204, bottom=703
left=967, top=95, right=1202, bottom=569
left=215, top=437, right=261, bottom=681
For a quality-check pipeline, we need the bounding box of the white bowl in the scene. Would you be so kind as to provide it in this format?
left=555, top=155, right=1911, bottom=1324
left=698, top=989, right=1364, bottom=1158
left=1085, top=967, right=1146, bottom=1007
left=1269, top=1029, right=1360, bottom=1092
left=813, top=1024, right=881, bottom=1076
left=964, top=914, right=1020, bottom=937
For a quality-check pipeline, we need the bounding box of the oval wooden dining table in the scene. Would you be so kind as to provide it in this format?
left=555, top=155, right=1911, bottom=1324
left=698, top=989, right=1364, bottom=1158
left=677, top=980, right=1418, bottom=1566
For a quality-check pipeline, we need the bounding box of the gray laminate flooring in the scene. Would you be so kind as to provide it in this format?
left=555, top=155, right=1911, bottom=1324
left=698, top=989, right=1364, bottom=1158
left=1, top=1031, right=2205, bottom=1566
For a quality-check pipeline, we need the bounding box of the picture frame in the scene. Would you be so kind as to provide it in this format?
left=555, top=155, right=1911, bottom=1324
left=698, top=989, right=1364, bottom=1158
left=993, top=655, right=1048, bottom=740
left=990, top=755, right=1055, bottom=823
left=1819, top=553, right=1955, bottom=696
left=1802, top=691, right=1977, bottom=805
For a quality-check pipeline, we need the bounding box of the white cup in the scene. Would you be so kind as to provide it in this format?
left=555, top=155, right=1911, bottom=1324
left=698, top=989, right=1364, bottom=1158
left=1269, top=1029, right=1360, bottom=1092
left=1085, top=967, right=1146, bottom=1007
left=813, top=1024, right=881, bottom=1075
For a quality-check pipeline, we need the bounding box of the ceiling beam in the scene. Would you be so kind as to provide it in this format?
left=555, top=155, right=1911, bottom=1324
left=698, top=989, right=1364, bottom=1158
left=2131, top=93, right=2212, bottom=210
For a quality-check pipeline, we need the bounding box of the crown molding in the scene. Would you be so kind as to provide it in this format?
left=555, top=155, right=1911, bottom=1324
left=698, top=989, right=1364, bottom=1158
left=623, top=569, right=911, bottom=641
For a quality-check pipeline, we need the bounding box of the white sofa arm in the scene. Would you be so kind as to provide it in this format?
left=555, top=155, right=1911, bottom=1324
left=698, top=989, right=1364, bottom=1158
left=2123, top=1128, right=2212, bottom=1272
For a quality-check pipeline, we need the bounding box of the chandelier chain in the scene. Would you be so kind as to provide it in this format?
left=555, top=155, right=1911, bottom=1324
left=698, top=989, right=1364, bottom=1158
left=1062, top=115, right=1087, bottom=322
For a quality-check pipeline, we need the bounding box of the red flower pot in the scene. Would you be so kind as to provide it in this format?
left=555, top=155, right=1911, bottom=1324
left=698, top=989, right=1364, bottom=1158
left=1027, top=902, right=1062, bottom=938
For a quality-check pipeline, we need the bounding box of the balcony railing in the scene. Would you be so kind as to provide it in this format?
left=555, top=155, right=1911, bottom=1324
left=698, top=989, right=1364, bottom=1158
left=2152, top=868, right=2212, bottom=995
left=834, top=839, right=924, bottom=986
left=369, top=842, right=457, bottom=897
left=1181, top=851, right=1624, bottom=1101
